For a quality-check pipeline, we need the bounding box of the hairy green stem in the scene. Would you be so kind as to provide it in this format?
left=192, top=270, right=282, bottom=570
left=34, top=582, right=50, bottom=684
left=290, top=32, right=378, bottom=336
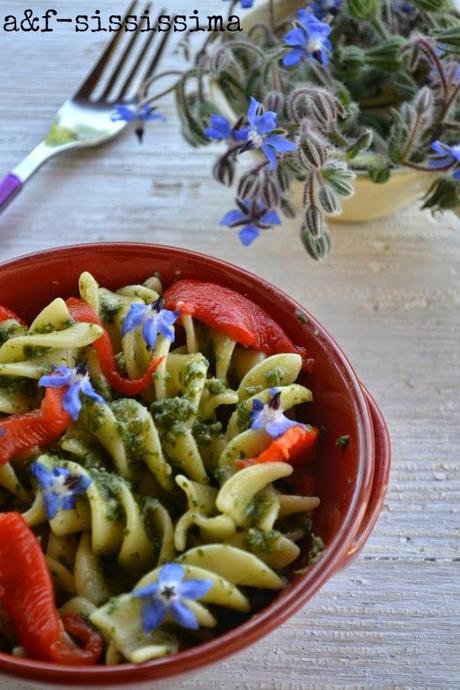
left=269, top=0, right=275, bottom=31
left=401, top=110, right=422, bottom=162
left=439, top=82, right=460, bottom=124
left=371, top=17, right=389, bottom=40
left=417, top=38, right=448, bottom=98
left=330, top=125, right=349, bottom=148
left=140, top=70, right=184, bottom=100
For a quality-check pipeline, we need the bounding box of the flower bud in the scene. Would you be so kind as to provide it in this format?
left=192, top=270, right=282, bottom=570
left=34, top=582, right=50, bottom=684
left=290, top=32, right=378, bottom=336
left=301, top=225, right=331, bottom=260
left=318, top=186, right=340, bottom=215
left=346, top=129, right=373, bottom=159
left=280, top=196, right=297, bottom=219
left=304, top=206, right=324, bottom=238
left=276, top=164, right=291, bottom=193
left=213, top=156, right=235, bottom=187
left=414, top=86, right=433, bottom=115
left=298, top=126, right=328, bottom=169
left=237, top=169, right=262, bottom=199
left=347, top=0, right=380, bottom=20
left=260, top=173, right=281, bottom=208
left=264, top=90, right=285, bottom=115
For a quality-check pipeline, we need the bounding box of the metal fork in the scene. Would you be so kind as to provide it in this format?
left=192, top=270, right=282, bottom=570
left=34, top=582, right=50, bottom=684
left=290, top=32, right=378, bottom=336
left=0, top=2, right=171, bottom=213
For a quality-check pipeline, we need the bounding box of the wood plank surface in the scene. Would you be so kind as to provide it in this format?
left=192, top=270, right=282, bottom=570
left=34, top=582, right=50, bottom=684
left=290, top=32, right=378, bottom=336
left=0, top=2, right=459, bottom=687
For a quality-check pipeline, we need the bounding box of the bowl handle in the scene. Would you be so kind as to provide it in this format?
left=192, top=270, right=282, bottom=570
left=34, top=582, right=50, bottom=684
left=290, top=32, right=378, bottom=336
left=345, top=387, right=391, bottom=563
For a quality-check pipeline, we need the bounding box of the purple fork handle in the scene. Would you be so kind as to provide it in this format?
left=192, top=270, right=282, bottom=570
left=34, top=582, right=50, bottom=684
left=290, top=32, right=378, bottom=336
left=0, top=174, right=22, bottom=212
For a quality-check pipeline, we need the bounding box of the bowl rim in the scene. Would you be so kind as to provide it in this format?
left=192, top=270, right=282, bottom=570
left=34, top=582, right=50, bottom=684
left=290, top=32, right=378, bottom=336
left=0, top=242, right=376, bottom=686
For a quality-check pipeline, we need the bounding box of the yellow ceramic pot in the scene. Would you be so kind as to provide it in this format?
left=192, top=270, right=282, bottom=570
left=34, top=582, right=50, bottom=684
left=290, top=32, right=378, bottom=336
left=209, top=0, right=435, bottom=223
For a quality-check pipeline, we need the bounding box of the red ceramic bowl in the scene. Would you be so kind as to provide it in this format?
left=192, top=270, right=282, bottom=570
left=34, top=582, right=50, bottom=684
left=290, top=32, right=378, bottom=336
left=0, top=244, right=390, bottom=688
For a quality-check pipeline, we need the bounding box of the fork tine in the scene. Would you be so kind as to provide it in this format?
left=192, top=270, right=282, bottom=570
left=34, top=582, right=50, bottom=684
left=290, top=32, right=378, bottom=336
left=76, top=0, right=138, bottom=98
left=99, top=2, right=152, bottom=100
left=135, top=14, right=174, bottom=86
left=118, top=10, right=172, bottom=101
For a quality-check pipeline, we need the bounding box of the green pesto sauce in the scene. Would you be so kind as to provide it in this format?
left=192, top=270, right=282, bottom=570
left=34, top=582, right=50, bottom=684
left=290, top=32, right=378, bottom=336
left=115, top=352, right=127, bottom=376
left=336, top=434, right=350, bottom=448
left=88, top=467, right=122, bottom=522
left=0, top=375, right=36, bottom=398
left=99, top=296, right=120, bottom=325
left=0, top=322, right=26, bottom=346
left=32, top=319, right=73, bottom=334
left=244, top=527, right=281, bottom=554
left=308, top=534, right=325, bottom=565
left=295, top=310, right=309, bottom=325
left=236, top=401, right=252, bottom=430
left=265, top=368, right=283, bottom=387
left=243, top=384, right=264, bottom=398
left=205, top=378, right=227, bottom=396
left=193, top=419, right=223, bottom=446
left=83, top=399, right=107, bottom=433
left=151, top=396, right=194, bottom=431
left=23, top=345, right=51, bottom=359
left=179, top=360, right=208, bottom=390
left=245, top=492, right=273, bottom=526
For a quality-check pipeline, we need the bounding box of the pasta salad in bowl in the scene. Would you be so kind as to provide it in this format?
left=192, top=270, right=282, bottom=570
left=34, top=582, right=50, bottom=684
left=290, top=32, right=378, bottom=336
left=0, top=244, right=390, bottom=686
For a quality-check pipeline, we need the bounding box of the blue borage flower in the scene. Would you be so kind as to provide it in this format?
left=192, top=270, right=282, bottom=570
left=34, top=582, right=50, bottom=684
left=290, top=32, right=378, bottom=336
left=122, top=296, right=179, bottom=350
left=234, top=97, right=297, bottom=170
left=282, top=9, right=332, bottom=67
left=32, top=463, right=92, bottom=520
left=222, top=0, right=255, bottom=8
left=204, top=113, right=240, bottom=142
left=429, top=140, right=460, bottom=180
left=39, top=365, right=106, bottom=421
left=394, top=1, right=415, bottom=14
left=310, top=0, right=341, bottom=20
left=133, top=563, right=212, bottom=633
left=220, top=199, right=282, bottom=246
left=251, top=390, right=303, bottom=438
left=111, top=103, right=165, bottom=142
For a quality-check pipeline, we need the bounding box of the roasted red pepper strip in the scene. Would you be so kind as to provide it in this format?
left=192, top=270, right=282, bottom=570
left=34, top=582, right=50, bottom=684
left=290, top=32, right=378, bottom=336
left=60, top=614, right=103, bottom=665
left=66, top=297, right=163, bottom=396
left=0, top=306, right=26, bottom=325
left=0, top=388, right=71, bottom=466
left=0, top=513, right=102, bottom=664
left=164, top=280, right=313, bottom=370
left=237, top=426, right=319, bottom=468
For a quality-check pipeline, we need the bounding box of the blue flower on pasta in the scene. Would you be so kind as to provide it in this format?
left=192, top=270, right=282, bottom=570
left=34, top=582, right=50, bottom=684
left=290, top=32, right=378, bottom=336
left=111, top=103, right=165, bottom=142
left=133, top=563, right=212, bottom=633
left=251, top=391, right=300, bottom=438
left=234, top=97, right=297, bottom=171
left=121, top=296, right=179, bottom=350
left=39, top=365, right=106, bottom=421
left=32, top=463, right=92, bottom=520
left=220, top=199, right=282, bottom=246
left=282, top=10, right=332, bottom=67
left=429, top=140, right=460, bottom=180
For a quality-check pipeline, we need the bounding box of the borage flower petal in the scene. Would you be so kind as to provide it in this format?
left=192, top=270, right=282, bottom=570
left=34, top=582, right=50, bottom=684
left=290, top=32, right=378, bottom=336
left=39, top=366, right=107, bottom=421
left=122, top=299, right=179, bottom=350
left=133, top=563, right=212, bottom=634
left=429, top=140, right=460, bottom=179
left=32, top=463, right=92, bottom=520
left=204, top=114, right=233, bottom=141
left=239, top=224, right=260, bottom=246
left=310, top=0, right=341, bottom=20
left=282, top=10, right=332, bottom=67
left=170, top=601, right=199, bottom=630
left=251, top=391, right=301, bottom=438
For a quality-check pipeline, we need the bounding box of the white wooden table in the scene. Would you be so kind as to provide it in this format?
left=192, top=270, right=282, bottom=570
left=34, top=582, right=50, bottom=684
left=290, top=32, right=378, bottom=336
left=1, top=2, right=459, bottom=688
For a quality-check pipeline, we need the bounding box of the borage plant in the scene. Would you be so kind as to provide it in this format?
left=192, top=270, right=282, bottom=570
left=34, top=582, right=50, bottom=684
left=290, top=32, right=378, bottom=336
left=128, top=0, right=460, bottom=259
